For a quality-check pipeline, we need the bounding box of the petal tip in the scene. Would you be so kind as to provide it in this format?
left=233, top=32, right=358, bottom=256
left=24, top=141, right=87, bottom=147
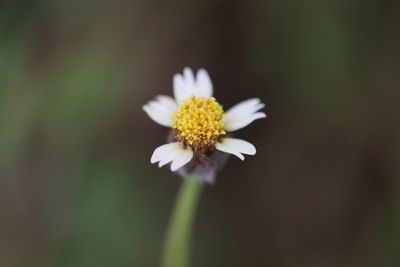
left=170, top=164, right=179, bottom=172
left=259, top=112, right=267, bottom=118
left=183, top=66, right=193, bottom=73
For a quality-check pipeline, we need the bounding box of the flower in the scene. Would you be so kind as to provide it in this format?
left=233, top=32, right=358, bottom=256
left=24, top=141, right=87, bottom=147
left=143, top=67, right=266, bottom=175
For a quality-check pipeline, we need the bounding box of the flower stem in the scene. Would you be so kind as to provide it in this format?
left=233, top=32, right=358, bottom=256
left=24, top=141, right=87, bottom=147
left=161, top=176, right=203, bottom=267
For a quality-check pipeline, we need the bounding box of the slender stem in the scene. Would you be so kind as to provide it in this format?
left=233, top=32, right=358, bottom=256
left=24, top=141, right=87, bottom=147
left=161, top=176, right=203, bottom=267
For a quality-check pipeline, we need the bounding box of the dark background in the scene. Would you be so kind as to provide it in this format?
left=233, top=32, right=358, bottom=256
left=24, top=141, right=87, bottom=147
left=1, top=0, right=400, bottom=266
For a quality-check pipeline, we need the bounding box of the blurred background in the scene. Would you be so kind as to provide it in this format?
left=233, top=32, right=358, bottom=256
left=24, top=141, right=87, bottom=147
left=1, top=0, right=400, bottom=266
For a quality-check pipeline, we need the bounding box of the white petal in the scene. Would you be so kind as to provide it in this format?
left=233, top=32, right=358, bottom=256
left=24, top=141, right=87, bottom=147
left=224, top=106, right=265, bottom=125
left=170, top=147, right=193, bottom=171
left=173, top=67, right=197, bottom=102
left=183, top=67, right=195, bottom=90
left=150, top=143, right=193, bottom=171
left=173, top=74, right=192, bottom=102
left=195, top=68, right=213, bottom=98
left=159, top=156, right=175, bottom=168
left=224, top=103, right=265, bottom=123
left=222, top=138, right=256, bottom=155
left=223, top=98, right=266, bottom=132
left=154, top=143, right=182, bottom=167
left=151, top=142, right=181, bottom=164
left=143, top=100, right=175, bottom=127
left=155, top=95, right=178, bottom=111
left=216, top=138, right=257, bottom=160
left=224, top=98, right=264, bottom=122
left=216, top=143, right=244, bottom=160
left=158, top=146, right=183, bottom=167
left=147, top=100, right=175, bottom=115
left=224, top=112, right=266, bottom=132
left=225, top=98, right=260, bottom=112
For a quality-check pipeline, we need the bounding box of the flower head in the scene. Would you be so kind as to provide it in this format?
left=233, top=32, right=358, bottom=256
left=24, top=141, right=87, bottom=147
left=143, top=67, right=266, bottom=182
left=173, top=96, right=225, bottom=148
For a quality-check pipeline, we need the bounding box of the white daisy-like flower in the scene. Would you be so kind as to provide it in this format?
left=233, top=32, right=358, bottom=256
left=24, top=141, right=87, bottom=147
left=143, top=67, right=266, bottom=174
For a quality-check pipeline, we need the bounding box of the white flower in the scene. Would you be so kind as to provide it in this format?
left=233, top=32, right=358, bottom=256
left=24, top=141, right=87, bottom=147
left=143, top=67, right=266, bottom=172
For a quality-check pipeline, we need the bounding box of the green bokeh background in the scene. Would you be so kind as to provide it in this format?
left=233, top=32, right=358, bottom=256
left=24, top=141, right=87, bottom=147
left=1, top=0, right=400, bottom=266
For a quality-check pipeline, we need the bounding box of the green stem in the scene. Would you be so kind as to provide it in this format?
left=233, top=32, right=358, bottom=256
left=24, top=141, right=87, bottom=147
left=161, top=176, right=203, bottom=267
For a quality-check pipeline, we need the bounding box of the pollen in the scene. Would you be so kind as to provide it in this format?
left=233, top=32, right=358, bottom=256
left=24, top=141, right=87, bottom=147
left=173, top=96, right=226, bottom=148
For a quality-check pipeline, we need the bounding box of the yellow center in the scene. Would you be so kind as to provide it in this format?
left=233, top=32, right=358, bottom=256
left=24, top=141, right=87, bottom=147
left=173, top=96, right=226, bottom=148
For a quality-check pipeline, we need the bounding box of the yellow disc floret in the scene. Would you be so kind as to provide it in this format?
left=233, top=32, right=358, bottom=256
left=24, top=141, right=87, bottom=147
left=173, top=96, right=226, bottom=148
